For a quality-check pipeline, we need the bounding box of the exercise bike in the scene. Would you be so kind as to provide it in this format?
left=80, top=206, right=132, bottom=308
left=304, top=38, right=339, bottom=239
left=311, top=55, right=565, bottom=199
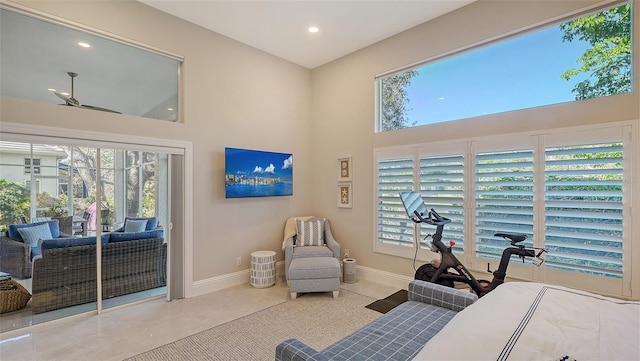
left=399, top=191, right=546, bottom=297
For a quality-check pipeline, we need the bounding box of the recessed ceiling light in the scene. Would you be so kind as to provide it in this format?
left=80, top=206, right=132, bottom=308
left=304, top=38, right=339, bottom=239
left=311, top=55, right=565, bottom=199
left=47, top=88, right=56, bottom=92
left=60, top=92, right=70, bottom=96
left=78, top=42, right=91, bottom=48
left=308, top=26, right=319, bottom=33
left=167, top=108, right=174, bottom=111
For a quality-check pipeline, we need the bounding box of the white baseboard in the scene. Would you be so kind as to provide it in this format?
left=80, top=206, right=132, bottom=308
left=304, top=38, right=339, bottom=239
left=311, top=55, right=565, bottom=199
left=191, top=262, right=412, bottom=297
left=191, top=269, right=250, bottom=297
left=191, top=261, right=286, bottom=297
left=354, top=265, right=413, bottom=289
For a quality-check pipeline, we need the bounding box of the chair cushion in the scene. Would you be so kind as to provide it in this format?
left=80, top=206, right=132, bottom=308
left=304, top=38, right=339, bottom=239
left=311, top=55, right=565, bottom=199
left=292, top=245, right=334, bottom=259
left=124, top=216, right=158, bottom=231
left=289, top=257, right=340, bottom=280
left=31, top=246, right=41, bottom=259
left=124, top=219, right=148, bottom=232
left=8, top=219, right=60, bottom=241
left=16, top=223, right=53, bottom=247
left=296, top=218, right=325, bottom=246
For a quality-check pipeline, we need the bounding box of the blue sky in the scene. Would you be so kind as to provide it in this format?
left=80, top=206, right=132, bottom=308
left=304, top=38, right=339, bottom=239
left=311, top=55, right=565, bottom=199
left=225, top=148, right=293, bottom=180
left=405, top=24, right=593, bottom=125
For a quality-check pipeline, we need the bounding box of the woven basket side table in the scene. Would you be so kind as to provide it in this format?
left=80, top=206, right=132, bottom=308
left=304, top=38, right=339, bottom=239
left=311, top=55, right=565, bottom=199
left=0, top=280, right=31, bottom=314
left=250, top=250, right=276, bottom=288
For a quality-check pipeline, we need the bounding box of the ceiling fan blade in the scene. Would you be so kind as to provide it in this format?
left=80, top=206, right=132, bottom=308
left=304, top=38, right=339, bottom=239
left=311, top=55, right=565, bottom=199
left=81, top=104, right=121, bottom=114
left=52, top=72, right=120, bottom=114
left=54, top=92, right=80, bottom=106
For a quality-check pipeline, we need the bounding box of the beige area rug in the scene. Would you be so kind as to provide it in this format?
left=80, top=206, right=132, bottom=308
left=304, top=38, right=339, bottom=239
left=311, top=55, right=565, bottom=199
left=125, top=289, right=381, bottom=361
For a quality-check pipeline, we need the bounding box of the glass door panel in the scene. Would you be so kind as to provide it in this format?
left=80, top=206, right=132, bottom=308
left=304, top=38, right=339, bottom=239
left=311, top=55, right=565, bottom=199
left=1, top=142, right=169, bottom=331
left=0, top=142, right=99, bottom=331
left=102, top=149, right=167, bottom=310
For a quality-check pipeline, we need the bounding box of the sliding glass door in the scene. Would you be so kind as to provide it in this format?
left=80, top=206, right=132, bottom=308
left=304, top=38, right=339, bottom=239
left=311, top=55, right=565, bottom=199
left=0, top=140, right=172, bottom=331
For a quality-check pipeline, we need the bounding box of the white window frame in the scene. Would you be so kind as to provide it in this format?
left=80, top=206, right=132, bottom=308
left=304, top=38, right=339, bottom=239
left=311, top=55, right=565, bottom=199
left=374, top=121, right=634, bottom=298
left=374, top=1, right=634, bottom=133
left=24, top=157, right=41, bottom=174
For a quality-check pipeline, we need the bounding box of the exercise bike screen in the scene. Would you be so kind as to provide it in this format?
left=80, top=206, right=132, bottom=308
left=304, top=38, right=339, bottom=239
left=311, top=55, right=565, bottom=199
left=399, top=191, right=428, bottom=221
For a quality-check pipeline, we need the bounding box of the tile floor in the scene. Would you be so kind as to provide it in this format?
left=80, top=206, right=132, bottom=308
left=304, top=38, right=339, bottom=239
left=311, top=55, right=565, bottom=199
left=0, top=277, right=399, bottom=361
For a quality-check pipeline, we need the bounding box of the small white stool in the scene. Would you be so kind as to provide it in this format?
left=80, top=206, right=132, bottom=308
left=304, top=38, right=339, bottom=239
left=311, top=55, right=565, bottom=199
left=250, top=250, right=276, bottom=288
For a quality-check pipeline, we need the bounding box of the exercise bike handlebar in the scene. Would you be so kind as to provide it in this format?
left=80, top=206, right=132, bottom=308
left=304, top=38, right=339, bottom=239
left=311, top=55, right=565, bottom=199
left=412, top=208, right=451, bottom=226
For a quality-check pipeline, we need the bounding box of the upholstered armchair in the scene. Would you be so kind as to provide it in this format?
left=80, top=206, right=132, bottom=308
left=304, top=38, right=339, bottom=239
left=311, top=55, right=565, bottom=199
left=283, top=217, right=340, bottom=281
left=0, top=219, right=69, bottom=278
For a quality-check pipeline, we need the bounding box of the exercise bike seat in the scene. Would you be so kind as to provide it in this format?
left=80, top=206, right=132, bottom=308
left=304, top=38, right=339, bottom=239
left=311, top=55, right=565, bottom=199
left=494, top=232, right=527, bottom=243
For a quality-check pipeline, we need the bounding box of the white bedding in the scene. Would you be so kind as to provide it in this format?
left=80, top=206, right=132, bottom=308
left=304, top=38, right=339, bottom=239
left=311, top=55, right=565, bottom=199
left=414, top=282, right=640, bottom=360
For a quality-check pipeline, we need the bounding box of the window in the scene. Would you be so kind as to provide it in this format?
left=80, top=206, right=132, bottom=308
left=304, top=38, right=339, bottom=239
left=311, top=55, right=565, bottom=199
left=24, top=158, right=40, bottom=174
left=374, top=124, right=632, bottom=296
left=475, top=149, right=534, bottom=259
left=376, top=2, right=633, bottom=132
left=377, top=155, right=415, bottom=254
left=0, top=8, right=182, bottom=121
left=544, top=143, right=624, bottom=278
left=420, top=154, right=465, bottom=252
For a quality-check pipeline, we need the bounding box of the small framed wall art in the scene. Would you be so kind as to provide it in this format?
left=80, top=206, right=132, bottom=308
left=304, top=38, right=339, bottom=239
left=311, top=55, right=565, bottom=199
left=337, top=157, right=352, bottom=182
left=338, top=183, right=353, bottom=208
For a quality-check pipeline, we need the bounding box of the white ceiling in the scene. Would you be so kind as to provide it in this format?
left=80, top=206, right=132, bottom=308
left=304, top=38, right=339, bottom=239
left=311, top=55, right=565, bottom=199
left=139, top=0, right=475, bottom=69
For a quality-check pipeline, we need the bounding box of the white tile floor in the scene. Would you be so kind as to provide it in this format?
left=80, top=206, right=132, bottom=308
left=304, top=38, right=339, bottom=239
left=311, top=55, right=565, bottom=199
left=0, top=277, right=399, bottom=361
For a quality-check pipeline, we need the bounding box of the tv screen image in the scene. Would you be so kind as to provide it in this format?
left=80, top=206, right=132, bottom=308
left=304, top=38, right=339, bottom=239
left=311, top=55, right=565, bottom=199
left=225, top=147, right=293, bottom=198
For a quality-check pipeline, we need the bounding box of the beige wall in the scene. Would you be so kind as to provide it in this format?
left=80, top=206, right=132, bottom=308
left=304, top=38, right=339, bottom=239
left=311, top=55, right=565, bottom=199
left=0, top=0, right=313, bottom=282
left=1, top=0, right=638, bottom=289
left=310, top=0, right=639, bottom=279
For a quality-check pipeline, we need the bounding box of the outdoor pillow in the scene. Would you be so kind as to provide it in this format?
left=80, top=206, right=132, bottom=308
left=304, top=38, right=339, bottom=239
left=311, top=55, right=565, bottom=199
left=109, top=228, right=164, bottom=243
left=124, top=219, right=148, bottom=232
left=295, top=218, right=325, bottom=246
left=124, top=216, right=158, bottom=231
left=17, top=223, right=53, bottom=247
left=8, top=219, right=60, bottom=241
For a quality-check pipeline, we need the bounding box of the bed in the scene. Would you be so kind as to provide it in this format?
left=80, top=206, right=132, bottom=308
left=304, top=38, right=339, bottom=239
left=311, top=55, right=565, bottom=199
left=414, top=282, right=640, bottom=360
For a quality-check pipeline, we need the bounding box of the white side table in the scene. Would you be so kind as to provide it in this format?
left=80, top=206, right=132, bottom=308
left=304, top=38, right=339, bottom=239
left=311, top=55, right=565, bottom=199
left=250, top=250, right=276, bottom=288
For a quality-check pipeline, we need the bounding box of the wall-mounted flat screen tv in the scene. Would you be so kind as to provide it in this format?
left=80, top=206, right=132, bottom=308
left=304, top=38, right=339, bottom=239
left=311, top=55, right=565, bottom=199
left=225, top=147, right=293, bottom=198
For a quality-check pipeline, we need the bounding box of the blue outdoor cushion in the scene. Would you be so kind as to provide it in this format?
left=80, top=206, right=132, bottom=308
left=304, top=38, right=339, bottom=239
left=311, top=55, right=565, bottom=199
left=109, top=229, right=163, bottom=243
left=31, top=246, right=41, bottom=259
left=124, top=216, right=158, bottom=231
left=40, top=234, right=110, bottom=253
left=8, top=219, right=60, bottom=241
left=16, top=223, right=53, bottom=247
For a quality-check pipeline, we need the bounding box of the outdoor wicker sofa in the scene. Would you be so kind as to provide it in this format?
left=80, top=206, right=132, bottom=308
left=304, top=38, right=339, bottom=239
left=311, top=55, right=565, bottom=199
left=31, top=233, right=166, bottom=314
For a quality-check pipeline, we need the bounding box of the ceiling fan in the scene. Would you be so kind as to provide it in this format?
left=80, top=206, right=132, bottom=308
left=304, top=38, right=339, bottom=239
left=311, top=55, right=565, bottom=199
left=54, top=72, right=121, bottom=114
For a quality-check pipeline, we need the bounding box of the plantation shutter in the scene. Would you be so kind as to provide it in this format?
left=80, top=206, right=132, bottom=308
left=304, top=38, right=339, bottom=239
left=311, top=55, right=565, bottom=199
left=475, top=149, right=534, bottom=260
left=544, top=143, right=623, bottom=278
left=377, top=156, right=415, bottom=247
left=419, top=154, right=465, bottom=252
